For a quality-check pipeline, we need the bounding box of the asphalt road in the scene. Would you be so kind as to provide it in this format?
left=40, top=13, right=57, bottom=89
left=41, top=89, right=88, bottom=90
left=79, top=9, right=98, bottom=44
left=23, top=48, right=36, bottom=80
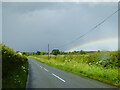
left=26, top=58, right=117, bottom=88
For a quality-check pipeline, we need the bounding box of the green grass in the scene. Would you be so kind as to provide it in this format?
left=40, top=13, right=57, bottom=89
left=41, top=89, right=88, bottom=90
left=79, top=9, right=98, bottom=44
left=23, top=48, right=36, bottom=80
left=29, top=53, right=120, bottom=87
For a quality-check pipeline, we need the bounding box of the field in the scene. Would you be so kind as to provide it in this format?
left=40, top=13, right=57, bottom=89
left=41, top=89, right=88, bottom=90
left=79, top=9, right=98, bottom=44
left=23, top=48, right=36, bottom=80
left=29, top=51, right=120, bottom=87
left=1, top=44, right=28, bottom=88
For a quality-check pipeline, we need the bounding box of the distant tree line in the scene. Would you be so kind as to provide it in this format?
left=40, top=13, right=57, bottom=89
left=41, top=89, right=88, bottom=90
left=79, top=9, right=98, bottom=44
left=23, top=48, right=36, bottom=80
left=22, top=49, right=99, bottom=56
left=22, top=51, right=48, bottom=56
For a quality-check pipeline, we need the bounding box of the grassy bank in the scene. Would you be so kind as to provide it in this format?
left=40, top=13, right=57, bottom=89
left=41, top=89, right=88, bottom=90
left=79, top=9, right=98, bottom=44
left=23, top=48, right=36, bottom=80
left=29, top=52, right=119, bottom=87
left=2, top=44, right=28, bottom=88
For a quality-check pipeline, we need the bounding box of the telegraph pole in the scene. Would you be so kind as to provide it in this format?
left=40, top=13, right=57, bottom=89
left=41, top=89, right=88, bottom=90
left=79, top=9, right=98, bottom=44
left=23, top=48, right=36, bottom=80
left=48, top=44, right=49, bottom=60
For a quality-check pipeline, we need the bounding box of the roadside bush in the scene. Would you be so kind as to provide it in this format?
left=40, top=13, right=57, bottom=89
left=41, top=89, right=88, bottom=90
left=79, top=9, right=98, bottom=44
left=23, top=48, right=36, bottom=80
left=2, top=44, right=28, bottom=78
left=2, top=44, right=28, bottom=88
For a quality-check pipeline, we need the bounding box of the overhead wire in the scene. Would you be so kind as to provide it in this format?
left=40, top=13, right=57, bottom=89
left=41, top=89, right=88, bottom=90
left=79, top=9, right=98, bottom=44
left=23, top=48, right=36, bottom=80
left=58, top=8, right=120, bottom=49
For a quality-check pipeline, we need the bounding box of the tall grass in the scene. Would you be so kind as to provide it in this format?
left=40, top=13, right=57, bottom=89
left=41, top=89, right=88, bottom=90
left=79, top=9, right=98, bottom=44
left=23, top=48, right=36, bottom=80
left=30, top=51, right=119, bottom=87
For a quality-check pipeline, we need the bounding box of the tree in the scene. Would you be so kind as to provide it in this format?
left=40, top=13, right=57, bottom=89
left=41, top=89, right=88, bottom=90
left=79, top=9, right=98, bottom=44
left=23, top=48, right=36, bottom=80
left=22, top=52, right=26, bottom=55
left=36, top=51, right=41, bottom=55
left=40, top=52, right=47, bottom=55
left=59, top=51, right=65, bottom=55
left=52, top=49, right=60, bottom=56
left=98, top=50, right=100, bottom=53
left=79, top=50, right=86, bottom=54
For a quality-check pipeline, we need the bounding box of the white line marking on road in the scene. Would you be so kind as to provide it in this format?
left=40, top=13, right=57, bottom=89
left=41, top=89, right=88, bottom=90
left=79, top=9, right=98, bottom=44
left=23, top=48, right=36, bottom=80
left=39, top=66, right=42, bottom=68
left=44, top=68, right=49, bottom=72
left=52, top=73, right=66, bottom=82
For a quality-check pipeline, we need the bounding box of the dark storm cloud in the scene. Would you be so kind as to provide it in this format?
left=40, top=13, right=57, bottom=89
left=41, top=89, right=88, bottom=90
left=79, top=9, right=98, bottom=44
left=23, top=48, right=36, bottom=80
left=2, top=2, right=118, bottom=52
left=0, top=2, right=2, bottom=43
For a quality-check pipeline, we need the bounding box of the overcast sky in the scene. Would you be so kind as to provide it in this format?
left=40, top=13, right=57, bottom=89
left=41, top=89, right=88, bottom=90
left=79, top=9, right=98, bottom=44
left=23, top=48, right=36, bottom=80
left=0, top=2, right=2, bottom=44
left=1, top=2, right=118, bottom=52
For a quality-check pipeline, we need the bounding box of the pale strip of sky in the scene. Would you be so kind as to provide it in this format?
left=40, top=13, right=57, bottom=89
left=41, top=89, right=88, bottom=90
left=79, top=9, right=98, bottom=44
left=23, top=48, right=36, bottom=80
left=1, top=0, right=120, bottom=2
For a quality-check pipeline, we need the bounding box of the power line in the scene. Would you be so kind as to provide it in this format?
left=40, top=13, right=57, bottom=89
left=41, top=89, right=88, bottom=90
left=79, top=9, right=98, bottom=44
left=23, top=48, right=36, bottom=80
left=58, top=8, right=120, bottom=49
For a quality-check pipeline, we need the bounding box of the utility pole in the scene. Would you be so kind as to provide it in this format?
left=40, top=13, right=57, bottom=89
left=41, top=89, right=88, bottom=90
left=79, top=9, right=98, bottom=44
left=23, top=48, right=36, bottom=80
left=48, top=44, right=49, bottom=60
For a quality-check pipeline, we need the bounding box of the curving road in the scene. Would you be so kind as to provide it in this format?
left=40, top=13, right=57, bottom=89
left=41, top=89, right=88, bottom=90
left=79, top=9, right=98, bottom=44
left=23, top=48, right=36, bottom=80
left=26, top=58, right=117, bottom=88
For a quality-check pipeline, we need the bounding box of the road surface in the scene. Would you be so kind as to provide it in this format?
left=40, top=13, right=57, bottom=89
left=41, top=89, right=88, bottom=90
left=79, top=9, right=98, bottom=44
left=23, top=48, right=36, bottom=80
left=26, top=58, right=117, bottom=88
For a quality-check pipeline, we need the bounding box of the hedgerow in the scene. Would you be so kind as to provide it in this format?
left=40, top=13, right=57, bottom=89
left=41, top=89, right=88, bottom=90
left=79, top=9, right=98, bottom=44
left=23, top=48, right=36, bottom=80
left=2, top=44, right=28, bottom=88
